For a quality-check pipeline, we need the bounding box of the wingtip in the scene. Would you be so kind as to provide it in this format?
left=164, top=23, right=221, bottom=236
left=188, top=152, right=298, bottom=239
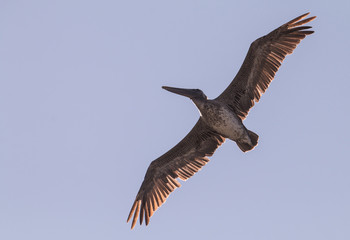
left=301, top=12, right=317, bottom=19
left=127, top=201, right=137, bottom=223
left=302, top=12, right=317, bottom=19
left=301, top=12, right=310, bottom=17
left=127, top=200, right=141, bottom=230
left=286, top=12, right=316, bottom=26
left=295, top=12, right=310, bottom=21
left=287, top=13, right=316, bottom=29
left=309, top=16, right=317, bottom=21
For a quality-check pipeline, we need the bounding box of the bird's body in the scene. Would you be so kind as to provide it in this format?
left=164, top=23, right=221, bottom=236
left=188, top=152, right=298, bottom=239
left=127, top=13, right=316, bottom=229
left=193, top=98, right=257, bottom=151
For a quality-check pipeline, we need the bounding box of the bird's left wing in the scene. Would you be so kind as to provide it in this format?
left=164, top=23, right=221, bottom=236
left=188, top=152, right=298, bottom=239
left=127, top=119, right=225, bottom=229
left=216, top=13, right=316, bottom=120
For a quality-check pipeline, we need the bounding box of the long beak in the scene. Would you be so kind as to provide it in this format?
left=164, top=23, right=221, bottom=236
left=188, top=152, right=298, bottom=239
left=162, top=86, right=198, bottom=99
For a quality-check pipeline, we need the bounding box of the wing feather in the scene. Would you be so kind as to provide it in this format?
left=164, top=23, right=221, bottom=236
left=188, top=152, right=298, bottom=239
left=127, top=119, right=225, bottom=229
left=216, top=13, right=316, bottom=120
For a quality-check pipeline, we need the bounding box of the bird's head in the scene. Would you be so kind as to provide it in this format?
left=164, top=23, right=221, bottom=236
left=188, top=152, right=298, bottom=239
left=162, top=86, right=207, bottom=100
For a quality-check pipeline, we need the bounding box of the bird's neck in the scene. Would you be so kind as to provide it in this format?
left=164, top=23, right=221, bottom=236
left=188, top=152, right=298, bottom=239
left=191, top=98, right=209, bottom=116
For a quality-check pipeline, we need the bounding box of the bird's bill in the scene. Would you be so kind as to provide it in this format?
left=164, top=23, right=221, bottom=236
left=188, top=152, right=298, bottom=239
left=162, top=86, right=198, bottom=98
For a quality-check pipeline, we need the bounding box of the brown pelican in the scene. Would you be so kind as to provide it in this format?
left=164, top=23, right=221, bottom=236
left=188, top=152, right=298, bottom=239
left=127, top=13, right=316, bottom=229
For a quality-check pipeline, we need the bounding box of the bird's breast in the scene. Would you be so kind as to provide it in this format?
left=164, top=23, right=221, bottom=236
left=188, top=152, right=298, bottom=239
left=198, top=101, right=247, bottom=140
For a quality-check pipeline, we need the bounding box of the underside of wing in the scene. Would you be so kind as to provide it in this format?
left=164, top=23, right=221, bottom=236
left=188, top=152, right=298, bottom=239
left=216, top=13, right=316, bottom=120
left=127, top=119, right=225, bottom=229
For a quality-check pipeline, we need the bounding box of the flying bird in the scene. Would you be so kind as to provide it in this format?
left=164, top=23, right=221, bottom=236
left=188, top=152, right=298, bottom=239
left=127, top=13, right=316, bottom=229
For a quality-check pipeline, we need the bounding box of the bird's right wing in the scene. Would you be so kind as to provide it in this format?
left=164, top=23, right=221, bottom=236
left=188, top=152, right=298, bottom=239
left=127, top=119, right=225, bottom=229
left=216, top=13, right=316, bottom=120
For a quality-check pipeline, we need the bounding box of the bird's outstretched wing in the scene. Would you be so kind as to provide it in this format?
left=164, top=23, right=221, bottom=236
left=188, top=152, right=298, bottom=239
left=127, top=119, right=225, bottom=229
left=216, top=13, right=316, bottom=120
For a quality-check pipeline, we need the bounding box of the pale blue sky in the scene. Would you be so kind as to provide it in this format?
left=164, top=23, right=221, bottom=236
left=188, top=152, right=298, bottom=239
left=1, top=1, right=350, bottom=239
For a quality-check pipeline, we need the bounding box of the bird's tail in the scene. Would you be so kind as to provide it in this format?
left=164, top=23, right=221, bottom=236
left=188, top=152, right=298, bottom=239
left=236, top=130, right=259, bottom=152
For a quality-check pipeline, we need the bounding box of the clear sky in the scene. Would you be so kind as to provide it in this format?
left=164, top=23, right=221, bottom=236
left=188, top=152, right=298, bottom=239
left=1, top=1, right=350, bottom=239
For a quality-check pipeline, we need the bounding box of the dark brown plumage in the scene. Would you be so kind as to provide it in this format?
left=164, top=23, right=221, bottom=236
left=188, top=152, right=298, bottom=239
left=127, top=120, right=225, bottom=229
left=127, top=13, right=315, bottom=229
left=217, top=13, right=316, bottom=120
